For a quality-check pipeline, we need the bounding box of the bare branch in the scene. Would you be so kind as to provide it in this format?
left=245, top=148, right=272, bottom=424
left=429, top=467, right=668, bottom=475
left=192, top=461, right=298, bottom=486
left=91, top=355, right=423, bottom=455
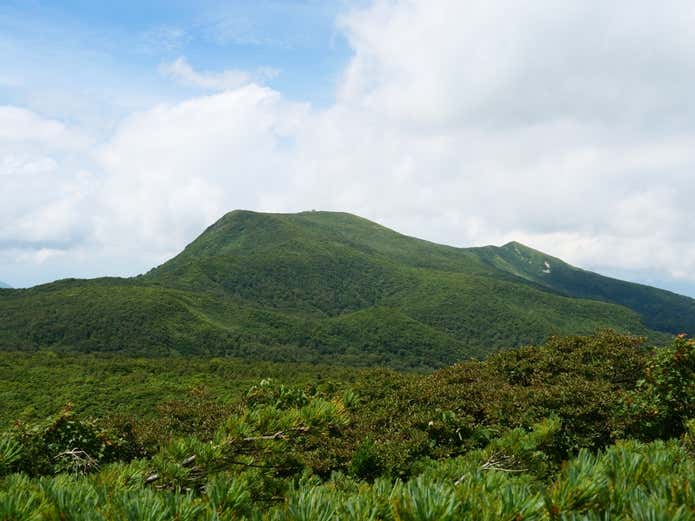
left=181, top=455, right=196, bottom=467
left=243, top=430, right=287, bottom=442
left=55, top=448, right=99, bottom=473
left=480, top=452, right=527, bottom=473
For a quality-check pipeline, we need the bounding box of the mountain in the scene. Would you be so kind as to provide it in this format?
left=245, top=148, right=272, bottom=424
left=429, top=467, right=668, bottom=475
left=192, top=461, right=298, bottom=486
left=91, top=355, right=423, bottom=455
left=473, top=241, right=695, bottom=334
left=0, top=210, right=690, bottom=369
left=0, top=281, right=11, bottom=289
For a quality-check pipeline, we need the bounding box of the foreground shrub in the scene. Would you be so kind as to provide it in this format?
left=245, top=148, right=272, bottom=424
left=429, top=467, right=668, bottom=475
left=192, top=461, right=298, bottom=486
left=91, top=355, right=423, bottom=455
left=2, top=407, right=136, bottom=477
left=2, top=332, right=695, bottom=519
left=626, top=335, right=695, bottom=439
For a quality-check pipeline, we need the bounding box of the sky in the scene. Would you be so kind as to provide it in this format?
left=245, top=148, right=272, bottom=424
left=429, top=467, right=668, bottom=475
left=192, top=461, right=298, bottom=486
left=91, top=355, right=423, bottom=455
left=1, top=0, right=695, bottom=297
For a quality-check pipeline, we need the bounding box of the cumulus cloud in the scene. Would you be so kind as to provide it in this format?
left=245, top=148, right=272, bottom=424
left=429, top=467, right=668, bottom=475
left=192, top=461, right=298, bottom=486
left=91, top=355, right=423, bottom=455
left=0, top=107, right=93, bottom=243
left=2, top=0, right=695, bottom=296
left=160, top=57, right=279, bottom=91
left=338, top=1, right=695, bottom=132
left=93, top=85, right=307, bottom=259
left=280, top=0, right=695, bottom=288
left=0, top=106, right=89, bottom=147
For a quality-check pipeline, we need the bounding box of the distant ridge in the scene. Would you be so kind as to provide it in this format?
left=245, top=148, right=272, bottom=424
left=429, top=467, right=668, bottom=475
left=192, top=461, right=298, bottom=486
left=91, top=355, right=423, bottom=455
left=0, top=210, right=691, bottom=369
left=0, top=281, right=11, bottom=289
left=471, top=241, right=695, bottom=335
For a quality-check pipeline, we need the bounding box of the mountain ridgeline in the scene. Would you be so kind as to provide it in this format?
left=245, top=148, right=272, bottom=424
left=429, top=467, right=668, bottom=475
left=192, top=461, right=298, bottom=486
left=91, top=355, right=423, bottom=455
left=1, top=210, right=693, bottom=369
left=0, top=281, right=11, bottom=289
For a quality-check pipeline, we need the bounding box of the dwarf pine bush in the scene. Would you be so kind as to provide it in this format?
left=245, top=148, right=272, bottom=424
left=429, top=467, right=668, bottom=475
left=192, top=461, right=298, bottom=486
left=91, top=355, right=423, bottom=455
left=1, top=334, right=695, bottom=520
left=282, top=486, right=338, bottom=521
left=393, top=475, right=459, bottom=521
left=1, top=436, right=695, bottom=520
left=0, top=436, right=21, bottom=476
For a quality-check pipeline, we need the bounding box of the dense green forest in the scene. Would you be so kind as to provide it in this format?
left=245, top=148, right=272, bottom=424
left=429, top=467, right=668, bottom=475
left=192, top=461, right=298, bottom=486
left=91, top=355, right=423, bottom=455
left=0, top=354, right=367, bottom=427
left=2, top=331, right=695, bottom=518
left=1, top=211, right=693, bottom=369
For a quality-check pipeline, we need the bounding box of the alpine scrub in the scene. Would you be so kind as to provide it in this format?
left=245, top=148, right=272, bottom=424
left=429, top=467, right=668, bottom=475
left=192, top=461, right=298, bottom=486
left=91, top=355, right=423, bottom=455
left=1, top=437, right=695, bottom=519
left=1, top=332, right=695, bottom=519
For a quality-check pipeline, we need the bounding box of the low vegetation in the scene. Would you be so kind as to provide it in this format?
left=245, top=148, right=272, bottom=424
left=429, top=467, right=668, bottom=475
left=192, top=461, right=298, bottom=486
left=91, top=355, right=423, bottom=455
left=1, top=331, right=694, bottom=518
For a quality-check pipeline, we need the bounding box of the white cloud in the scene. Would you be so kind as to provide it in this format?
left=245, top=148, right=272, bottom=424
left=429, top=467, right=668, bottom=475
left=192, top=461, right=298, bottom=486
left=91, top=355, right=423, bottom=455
left=0, top=106, right=88, bottom=148
left=277, top=0, right=695, bottom=289
left=337, top=1, right=695, bottom=132
left=3, top=1, right=695, bottom=297
left=92, top=85, right=307, bottom=259
left=0, top=107, right=94, bottom=260
left=160, top=57, right=279, bottom=91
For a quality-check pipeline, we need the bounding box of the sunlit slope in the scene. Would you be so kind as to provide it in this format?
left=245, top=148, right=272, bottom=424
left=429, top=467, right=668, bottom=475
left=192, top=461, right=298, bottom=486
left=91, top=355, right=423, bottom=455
left=472, top=241, right=695, bottom=334
left=0, top=210, right=686, bottom=368
left=144, top=210, right=492, bottom=315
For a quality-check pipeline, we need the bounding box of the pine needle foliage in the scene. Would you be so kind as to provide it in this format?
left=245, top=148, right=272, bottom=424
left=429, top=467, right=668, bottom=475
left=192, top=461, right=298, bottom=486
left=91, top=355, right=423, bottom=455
left=0, top=332, right=694, bottom=519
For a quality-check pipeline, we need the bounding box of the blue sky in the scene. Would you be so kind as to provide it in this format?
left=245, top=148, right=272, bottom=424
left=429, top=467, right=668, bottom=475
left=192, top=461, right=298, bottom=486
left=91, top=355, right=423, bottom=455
left=1, top=0, right=695, bottom=298
left=0, top=0, right=352, bottom=125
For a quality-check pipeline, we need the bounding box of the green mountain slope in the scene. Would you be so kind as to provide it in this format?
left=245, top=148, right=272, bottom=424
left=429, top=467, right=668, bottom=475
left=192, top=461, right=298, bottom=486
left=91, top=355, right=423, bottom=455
left=473, top=241, right=695, bottom=334
left=0, top=210, right=688, bottom=369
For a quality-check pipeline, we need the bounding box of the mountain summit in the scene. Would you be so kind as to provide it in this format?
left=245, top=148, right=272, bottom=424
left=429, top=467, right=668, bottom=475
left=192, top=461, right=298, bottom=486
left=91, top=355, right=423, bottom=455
left=0, top=211, right=691, bottom=369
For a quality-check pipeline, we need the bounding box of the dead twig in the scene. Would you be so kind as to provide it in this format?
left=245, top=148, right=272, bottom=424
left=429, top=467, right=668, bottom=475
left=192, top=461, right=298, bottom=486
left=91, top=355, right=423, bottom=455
left=243, top=431, right=287, bottom=442
left=55, top=448, right=99, bottom=474
left=181, top=455, right=196, bottom=467
left=240, top=426, right=311, bottom=443
left=480, top=452, right=527, bottom=473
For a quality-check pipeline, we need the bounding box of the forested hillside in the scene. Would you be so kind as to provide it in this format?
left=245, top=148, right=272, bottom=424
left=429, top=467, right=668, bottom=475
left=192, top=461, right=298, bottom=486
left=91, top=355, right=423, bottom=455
left=0, top=211, right=691, bottom=367
left=474, top=241, right=695, bottom=334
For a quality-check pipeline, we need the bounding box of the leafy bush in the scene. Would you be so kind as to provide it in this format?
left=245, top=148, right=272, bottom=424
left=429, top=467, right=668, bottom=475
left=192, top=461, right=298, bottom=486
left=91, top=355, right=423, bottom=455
left=3, top=407, right=134, bottom=477
left=350, top=438, right=384, bottom=481
left=626, top=335, right=695, bottom=439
